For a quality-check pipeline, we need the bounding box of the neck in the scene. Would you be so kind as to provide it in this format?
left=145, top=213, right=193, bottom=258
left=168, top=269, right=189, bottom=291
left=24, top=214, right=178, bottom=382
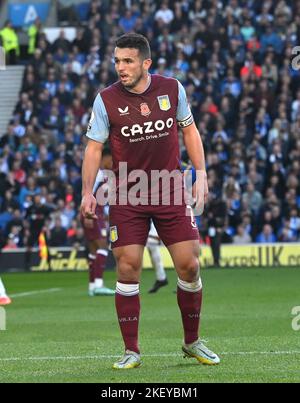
left=127, top=74, right=151, bottom=94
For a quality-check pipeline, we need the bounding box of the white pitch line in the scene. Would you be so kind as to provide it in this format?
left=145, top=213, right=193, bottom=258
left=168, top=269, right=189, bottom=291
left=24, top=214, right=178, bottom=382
left=10, top=288, right=62, bottom=298
left=221, top=351, right=300, bottom=356
left=1, top=351, right=300, bottom=363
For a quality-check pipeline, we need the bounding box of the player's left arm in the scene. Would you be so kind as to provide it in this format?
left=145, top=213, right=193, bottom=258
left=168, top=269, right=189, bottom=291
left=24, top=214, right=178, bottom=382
left=181, top=122, right=206, bottom=171
left=182, top=123, right=208, bottom=208
left=176, top=80, right=208, bottom=211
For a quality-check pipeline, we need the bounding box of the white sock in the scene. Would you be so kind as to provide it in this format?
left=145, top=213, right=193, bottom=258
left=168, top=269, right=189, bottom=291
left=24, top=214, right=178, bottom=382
left=148, top=245, right=166, bottom=281
left=177, top=278, right=202, bottom=292
left=89, top=282, right=95, bottom=292
left=95, top=278, right=104, bottom=288
left=116, top=282, right=139, bottom=296
left=0, top=278, right=7, bottom=297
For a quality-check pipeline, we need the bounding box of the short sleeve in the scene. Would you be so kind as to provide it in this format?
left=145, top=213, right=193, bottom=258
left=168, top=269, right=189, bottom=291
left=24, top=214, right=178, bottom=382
left=176, top=80, right=194, bottom=128
left=85, top=94, right=110, bottom=143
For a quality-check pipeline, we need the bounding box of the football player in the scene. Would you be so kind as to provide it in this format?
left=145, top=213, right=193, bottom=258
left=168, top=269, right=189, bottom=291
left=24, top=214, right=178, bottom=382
left=0, top=277, right=12, bottom=305
left=81, top=149, right=114, bottom=296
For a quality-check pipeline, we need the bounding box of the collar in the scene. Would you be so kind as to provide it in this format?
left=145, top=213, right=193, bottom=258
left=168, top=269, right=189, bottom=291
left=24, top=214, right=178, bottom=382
left=125, top=74, right=152, bottom=95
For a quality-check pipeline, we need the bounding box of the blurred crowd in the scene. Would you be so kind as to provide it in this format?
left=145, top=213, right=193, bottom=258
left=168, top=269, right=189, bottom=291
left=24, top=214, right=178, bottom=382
left=0, top=0, right=300, bottom=251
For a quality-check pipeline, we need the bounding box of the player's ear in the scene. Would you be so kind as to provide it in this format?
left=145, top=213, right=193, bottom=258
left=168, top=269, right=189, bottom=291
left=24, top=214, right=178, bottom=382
left=143, top=58, right=152, bottom=70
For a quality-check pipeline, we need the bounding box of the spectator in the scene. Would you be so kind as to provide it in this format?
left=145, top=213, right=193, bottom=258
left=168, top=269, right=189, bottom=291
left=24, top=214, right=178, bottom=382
left=242, top=182, right=263, bottom=216
left=233, top=224, right=252, bottom=244
left=206, top=192, right=227, bottom=267
left=27, top=18, right=42, bottom=56
left=240, top=58, right=262, bottom=79
left=241, top=19, right=256, bottom=42
left=288, top=208, right=300, bottom=238
left=256, top=224, right=277, bottom=243
left=0, top=124, right=20, bottom=150
left=155, top=1, right=174, bottom=26
left=119, top=10, right=138, bottom=33
left=49, top=217, right=67, bottom=247
left=53, top=30, right=71, bottom=53
left=67, top=224, right=85, bottom=247
left=19, top=177, right=40, bottom=207
left=278, top=219, right=297, bottom=242
left=3, top=234, right=18, bottom=250
left=260, top=25, right=283, bottom=55
left=0, top=20, right=20, bottom=65
left=25, top=194, right=53, bottom=248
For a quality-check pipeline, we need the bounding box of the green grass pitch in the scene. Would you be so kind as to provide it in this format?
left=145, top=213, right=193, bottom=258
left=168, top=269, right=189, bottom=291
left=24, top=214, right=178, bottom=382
left=0, top=268, right=299, bottom=383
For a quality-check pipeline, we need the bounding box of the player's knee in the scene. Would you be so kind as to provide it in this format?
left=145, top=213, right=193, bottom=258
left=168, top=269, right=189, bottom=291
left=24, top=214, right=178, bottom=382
left=179, top=258, right=199, bottom=282
left=117, top=255, right=141, bottom=279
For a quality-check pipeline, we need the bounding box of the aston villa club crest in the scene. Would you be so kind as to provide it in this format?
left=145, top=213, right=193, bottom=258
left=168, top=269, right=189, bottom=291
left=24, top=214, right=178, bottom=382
left=140, top=103, right=151, bottom=116
left=110, top=226, right=118, bottom=243
left=157, top=95, right=171, bottom=111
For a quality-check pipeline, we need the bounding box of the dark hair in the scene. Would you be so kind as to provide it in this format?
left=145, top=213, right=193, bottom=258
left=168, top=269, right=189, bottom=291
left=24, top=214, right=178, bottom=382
left=115, top=33, right=151, bottom=60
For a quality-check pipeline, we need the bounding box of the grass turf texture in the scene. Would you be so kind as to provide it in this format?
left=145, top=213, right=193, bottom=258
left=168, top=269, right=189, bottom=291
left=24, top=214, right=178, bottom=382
left=0, top=268, right=299, bottom=383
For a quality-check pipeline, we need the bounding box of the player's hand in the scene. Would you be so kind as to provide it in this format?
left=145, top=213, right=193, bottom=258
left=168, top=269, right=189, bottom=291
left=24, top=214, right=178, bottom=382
left=192, top=170, right=208, bottom=215
left=81, top=193, right=98, bottom=219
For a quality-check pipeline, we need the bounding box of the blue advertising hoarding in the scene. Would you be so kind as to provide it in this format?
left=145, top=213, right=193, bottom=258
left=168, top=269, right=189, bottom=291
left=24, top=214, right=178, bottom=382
left=9, top=3, right=50, bottom=27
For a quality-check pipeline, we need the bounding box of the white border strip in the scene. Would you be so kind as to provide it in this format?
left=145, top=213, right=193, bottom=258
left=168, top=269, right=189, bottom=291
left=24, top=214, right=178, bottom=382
left=10, top=288, right=62, bottom=298
left=0, top=351, right=300, bottom=362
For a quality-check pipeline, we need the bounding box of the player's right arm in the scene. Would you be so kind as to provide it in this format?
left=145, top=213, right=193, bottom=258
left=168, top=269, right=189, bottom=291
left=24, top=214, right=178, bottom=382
left=81, top=94, right=110, bottom=219
left=81, top=140, right=103, bottom=219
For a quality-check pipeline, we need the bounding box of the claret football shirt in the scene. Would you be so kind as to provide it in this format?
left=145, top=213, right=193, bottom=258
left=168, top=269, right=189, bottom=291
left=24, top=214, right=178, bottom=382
left=86, top=74, right=194, bottom=203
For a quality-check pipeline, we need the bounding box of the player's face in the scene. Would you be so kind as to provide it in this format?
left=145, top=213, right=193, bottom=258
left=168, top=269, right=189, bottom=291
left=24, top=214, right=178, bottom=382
left=114, top=47, right=151, bottom=89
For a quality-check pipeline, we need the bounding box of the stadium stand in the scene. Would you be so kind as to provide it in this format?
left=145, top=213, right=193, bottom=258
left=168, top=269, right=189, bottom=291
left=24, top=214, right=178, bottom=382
left=0, top=66, right=24, bottom=134
left=0, top=0, right=300, bottom=252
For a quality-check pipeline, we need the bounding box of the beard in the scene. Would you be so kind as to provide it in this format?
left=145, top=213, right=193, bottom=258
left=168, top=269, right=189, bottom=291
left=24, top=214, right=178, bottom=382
left=121, top=71, right=144, bottom=89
